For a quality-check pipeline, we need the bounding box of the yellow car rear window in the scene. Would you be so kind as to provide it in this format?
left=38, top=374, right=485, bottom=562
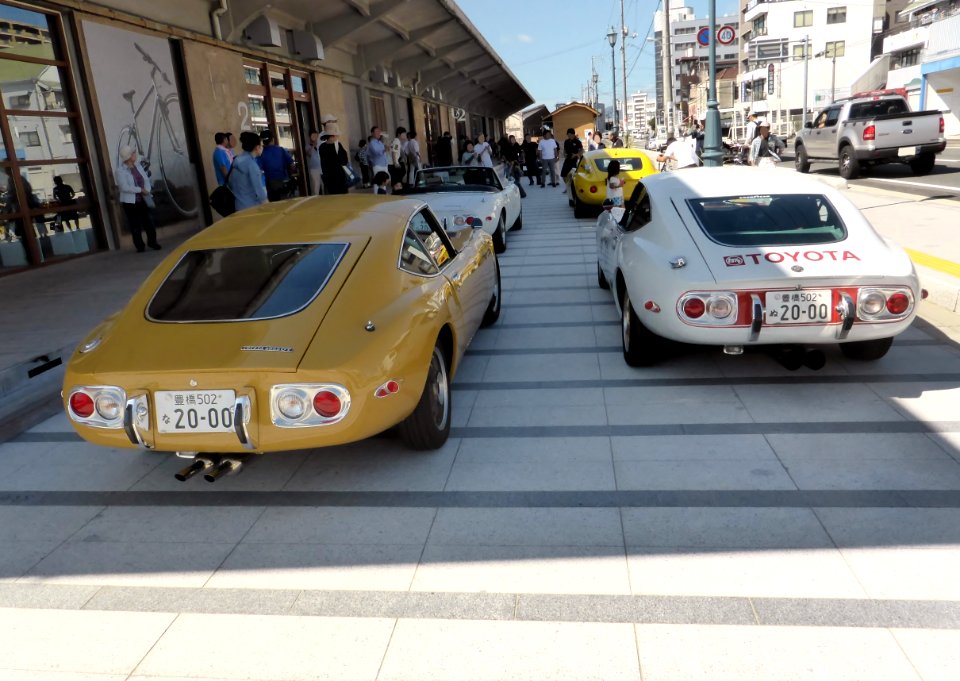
left=147, top=243, right=349, bottom=322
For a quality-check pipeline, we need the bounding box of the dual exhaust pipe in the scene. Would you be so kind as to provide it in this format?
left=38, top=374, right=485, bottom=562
left=175, top=455, right=244, bottom=483
left=722, top=345, right=827, bottom=371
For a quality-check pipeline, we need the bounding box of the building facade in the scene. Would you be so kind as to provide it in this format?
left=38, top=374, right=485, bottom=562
left=0, top=0, right=531, bottom=274
left=736, top=0, right=885, bottom=137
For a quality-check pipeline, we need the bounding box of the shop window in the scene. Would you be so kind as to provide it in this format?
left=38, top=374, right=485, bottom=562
left=794, top=10, right=813, bottom=27
left=0, top=3, right=101, bottom=271
left=243, top=65, right=263, bottom=86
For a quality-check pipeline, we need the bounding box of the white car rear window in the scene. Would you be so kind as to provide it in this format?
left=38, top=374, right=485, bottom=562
left=686, top=194, right=847, bottom=247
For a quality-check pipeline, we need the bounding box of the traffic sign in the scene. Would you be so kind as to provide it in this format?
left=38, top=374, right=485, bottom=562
left=717, top=25, right=736, bottom=45
left=696, top=27, right=710, bottom=47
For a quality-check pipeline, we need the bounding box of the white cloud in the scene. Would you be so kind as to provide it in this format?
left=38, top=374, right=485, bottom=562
left=516, top=33, right=534, bottom=43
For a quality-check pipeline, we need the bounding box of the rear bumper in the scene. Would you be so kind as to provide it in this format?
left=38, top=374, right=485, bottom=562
left=855, top=140, right=946, bottom=162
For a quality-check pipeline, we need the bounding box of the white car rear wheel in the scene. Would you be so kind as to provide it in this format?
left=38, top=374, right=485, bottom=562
left=620, top=289, right=666, bottom=367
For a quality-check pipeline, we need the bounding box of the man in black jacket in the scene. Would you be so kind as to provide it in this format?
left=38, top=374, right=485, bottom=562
left=521, top=134, right=539, bottom=186
left=435, top=131, right=454, bottom=167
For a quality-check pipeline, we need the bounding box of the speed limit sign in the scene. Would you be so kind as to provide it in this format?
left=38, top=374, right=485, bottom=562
left=717, top=25, right=736, bottom=45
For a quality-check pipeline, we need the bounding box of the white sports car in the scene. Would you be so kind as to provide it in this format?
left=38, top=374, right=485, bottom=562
left=597, top=167, right=923, bottom=367
left=407, top=166, right=522, bottom=253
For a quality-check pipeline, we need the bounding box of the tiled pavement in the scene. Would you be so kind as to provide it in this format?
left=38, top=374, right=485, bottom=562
left=2, top=182, right=960, bottom=679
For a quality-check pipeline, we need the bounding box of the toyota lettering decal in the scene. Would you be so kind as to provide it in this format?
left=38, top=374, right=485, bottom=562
left=723, top=250, right=861, bottom=266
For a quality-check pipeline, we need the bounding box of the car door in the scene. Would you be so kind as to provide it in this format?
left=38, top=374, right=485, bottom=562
left=600, top=182, right=651, bottom=287
left=809, top=106, right=841, bottom=157
left=410, top=209, right=487, bottom=357
left=494, top=169, right=520, bottom=227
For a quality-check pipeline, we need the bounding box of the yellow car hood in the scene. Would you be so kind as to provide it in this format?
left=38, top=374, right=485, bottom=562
left=72, top=237, right=371, bottom=376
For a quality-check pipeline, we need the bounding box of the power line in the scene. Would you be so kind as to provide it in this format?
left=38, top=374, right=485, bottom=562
left=512, top=38, right=599, bottom=67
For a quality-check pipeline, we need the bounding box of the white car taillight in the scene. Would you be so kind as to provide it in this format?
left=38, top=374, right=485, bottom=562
left=678, top=292, right=739, bottom=326
left=857, top=287, right=915, bottom=320
left=270, top=384, right=350, bottom=427
left=67, top=386, right=126, bottom=428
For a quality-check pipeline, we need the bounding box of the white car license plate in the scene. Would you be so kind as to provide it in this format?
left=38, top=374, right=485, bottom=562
left=897, top=146, right=918, bottom=157
left=156, top=390, right=236, bottom=433
left=765, top=290, right=833, bottom=325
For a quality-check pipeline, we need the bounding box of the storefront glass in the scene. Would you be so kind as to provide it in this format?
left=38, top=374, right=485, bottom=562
left=0, top=3, right=101, bottom=273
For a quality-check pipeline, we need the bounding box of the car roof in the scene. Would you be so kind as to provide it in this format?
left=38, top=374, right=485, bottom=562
left=640, top=167, right=840, bottom=200
left=187, top=195, right=423, bottom=248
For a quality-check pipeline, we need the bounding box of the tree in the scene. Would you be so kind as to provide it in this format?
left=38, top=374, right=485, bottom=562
left=647, top=117, right=656, bottom=131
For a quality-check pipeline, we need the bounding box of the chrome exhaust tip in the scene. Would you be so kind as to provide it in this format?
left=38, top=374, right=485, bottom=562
left=723, top=345, right=744, bottom=356
left=174, top=457, right=214, bottom=482
left=779, top=347, right=804, bottom=371
left=203, top=458, right=242, bottom=483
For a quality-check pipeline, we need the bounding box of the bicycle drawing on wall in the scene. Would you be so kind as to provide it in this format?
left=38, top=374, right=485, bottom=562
left=115, top=42, right=197, bottom=218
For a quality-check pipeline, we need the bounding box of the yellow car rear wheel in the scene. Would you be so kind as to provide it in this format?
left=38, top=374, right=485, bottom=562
left=398, top=343, right=451, bottom=449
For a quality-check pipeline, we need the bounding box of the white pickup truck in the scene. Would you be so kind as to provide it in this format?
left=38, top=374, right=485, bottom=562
left=794, top=89, right=946, bottom=180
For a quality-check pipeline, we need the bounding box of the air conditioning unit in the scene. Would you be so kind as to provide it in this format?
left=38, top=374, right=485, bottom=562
left=292, top=30, right=324, bottom=61
left=243, top=15, right=281, bottom=47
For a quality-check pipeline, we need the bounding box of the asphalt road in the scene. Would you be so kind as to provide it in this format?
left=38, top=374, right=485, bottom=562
left=2, top=182, right=960, bottom=679
left=791, top=144, right=960, bottom=200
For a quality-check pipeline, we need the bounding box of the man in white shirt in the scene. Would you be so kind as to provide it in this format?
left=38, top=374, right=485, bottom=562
left=537, top=131, right=559, bottom=187
left=657, top=134, right=699, bottom=170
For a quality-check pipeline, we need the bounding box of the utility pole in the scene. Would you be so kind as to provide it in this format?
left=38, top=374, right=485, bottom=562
left=831, top=52, right=836, bottom=102
left=620, top=0, right=629, bottom=138
left=702, top=0, right=722, bottom=166
left=608, top=27, right=618, bottom=132
left=660, top=3, right=674, bottom=136
left=802, top=35, right=809, bottom=126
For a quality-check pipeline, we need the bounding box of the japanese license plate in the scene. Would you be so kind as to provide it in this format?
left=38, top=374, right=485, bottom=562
left=156, top=390, right=236, bottom=433
left=765, top=290, right=832, bottom=325
left=897, top=146, right=918, bottom=157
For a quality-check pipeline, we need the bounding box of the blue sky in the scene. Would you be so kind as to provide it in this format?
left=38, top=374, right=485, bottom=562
left=458, top=0, right=740, bottom=110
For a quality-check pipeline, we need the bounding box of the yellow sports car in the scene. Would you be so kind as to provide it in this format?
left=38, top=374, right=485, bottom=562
left=569, top=148, right=659, bottom=218
left=63, top=195, right=500, bottom=480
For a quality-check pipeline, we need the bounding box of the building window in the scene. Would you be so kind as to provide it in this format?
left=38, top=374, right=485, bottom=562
left=793, top=44, right=806, bottom=61
left=20, top=130, right=40, bottom=146
left=753, top=15, right=767, bottom=37
left=825, top=40, right=845, bottom=58
left=827, top=7, right=846, bottom=24
left=794, top=10, right=813, bottom=27
left=893, top=47, right=920, bottom=68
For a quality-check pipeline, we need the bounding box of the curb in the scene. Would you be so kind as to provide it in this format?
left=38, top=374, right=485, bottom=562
left=915, top=263, right=960, bottom=314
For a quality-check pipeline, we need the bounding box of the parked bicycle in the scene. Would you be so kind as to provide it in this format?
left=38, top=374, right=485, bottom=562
left=115, top=43, right=197, bottom=217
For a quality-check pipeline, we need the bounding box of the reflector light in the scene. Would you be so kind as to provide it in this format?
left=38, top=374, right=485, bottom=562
left=863, top=125, right=876, bottom=141
left=277, top=391, right=308, bottom=419
left=95, top=394, right=122, bottom=420
left=940, top=117, right=945, bottom=134
left=860, top=291, right=886, bottom=315
left=886, top=292, right=910, bottom=315
left=69, top=392, right=94, bottom=418
left=683, top=298, right=705, bottom=319
left=313, top=390, right=342, bottom=418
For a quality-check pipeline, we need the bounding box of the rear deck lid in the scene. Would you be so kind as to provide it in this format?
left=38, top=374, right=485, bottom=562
left=92, top=239, right=368, bottom=374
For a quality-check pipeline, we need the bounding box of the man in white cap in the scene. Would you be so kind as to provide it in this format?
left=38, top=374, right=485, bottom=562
left=749, top=118, right=785, bottom=167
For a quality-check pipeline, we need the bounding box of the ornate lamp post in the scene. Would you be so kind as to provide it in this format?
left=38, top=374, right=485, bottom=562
left=607, top=27, right=618, bottom=132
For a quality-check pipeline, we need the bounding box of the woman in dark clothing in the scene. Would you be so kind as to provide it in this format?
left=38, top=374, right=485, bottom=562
left=318, top=124, right=351, bottom=195
left=521, top=134, right=539, bottom=186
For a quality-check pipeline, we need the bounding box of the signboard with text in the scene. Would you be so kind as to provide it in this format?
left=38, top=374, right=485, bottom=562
left=767, top=63, right=775, bottom=95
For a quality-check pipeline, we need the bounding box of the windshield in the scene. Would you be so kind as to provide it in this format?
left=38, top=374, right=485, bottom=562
left=686, top=194, right=847, bottom=247
left=415, top=167, right=500, bottom=189
left=594, top=157, right=647, bottom=172
left=147, top=243, right=349, bottom=322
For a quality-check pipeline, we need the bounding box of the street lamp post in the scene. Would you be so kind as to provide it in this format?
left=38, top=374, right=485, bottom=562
left=607, top=27, right=618, bottom=132
left=702, top=0, right=723, bottom=166
left=592, top=71, right=599, bottom=109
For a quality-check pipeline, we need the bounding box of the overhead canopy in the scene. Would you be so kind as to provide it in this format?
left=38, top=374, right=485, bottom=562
left=224, top=0, right=533, bottom=117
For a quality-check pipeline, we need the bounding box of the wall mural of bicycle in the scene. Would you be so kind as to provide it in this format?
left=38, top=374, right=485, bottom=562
left=81, top=20, right=200, bottom=225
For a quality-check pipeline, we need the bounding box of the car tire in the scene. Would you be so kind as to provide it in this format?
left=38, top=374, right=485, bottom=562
left=795, top=144, right=811, bottom=173
left=620, top=289, right=665, bottom=367
left=398, top=343, right=451, bottom=450
left=492, top=214, right=506, bottom=254
left=839, top=337, right=894, bottom=361
left=573, top=195, right=587, bottom=219
left=597, top=262, right=609, bottom=290
left=838, top=146, right=860, bottom=180
left=909, top=152, right=935, bottom=176
left=512, top=210, right=522, bottom=231
left=480, top=257, right=501, bottom=328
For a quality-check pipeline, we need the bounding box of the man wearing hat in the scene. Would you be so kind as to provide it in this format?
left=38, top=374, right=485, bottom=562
left=319, top=121, right=351, bottom=195
left=749, top=118, right=785, bottom=167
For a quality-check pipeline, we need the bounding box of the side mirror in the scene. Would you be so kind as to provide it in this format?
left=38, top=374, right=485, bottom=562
left=804, top=121, right=813, bottom=129
left=469, top=217, right=483, bottom=229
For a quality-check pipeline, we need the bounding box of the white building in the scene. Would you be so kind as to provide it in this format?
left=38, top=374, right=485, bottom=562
left=737, top=0, right=885, bottom=137
left=879, top=0, right=960, bottom=136
left=625, top=90, right=657, bottom=137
